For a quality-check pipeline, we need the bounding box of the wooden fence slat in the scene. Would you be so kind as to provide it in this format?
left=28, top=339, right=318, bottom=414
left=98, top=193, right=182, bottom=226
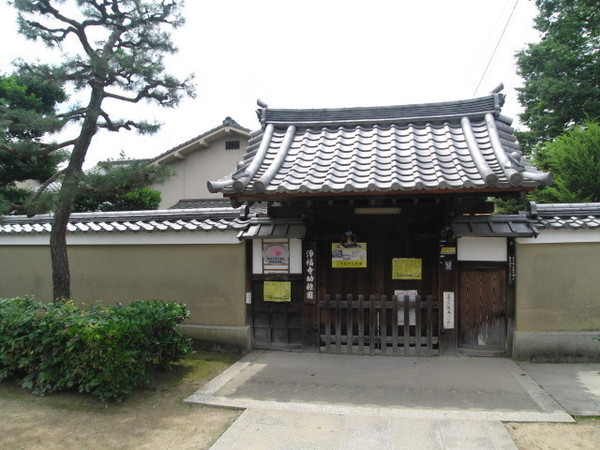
left=335, top=295, right=342, bottom=354
left=380, top=295, right=387, bottom=355
left=346, top=294, right=353, bottom=354
left=392, top=296, right=399, bottom=355
left=358, top=295, right=365, bottom=354
left=403, top=296, right=410, bottom=356
left=324, top=295, right=331, bottom=353
left=414, top=295, right=421, bottom=356
left=369, top=295, right=376, bottom=355
left=426, top=295, right=433, bottom=356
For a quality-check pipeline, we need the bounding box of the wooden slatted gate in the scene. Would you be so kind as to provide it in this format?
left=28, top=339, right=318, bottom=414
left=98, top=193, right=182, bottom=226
left=319, top=294, right=439, bottom=356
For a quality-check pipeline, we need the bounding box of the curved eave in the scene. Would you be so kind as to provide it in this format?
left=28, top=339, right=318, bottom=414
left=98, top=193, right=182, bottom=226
left=223, top=185, right=537, bottom=202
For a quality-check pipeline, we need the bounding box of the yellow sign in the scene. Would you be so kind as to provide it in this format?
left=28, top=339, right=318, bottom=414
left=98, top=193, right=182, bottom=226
left=440, top=247, right=456, bottom=255
left=392, top=258, right=422, bottom=280
left=332, top=243, right=367, bottom=268
left=264, top=281, right=291, bottom=302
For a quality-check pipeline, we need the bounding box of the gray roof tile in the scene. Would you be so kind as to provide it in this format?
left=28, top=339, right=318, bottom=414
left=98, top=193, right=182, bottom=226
left=238, top=218, right=307, bottom=240
left=0, top=208, right=250, bottom=235
left=530, top=202, right=600, bottom=230
left=209, top=94, right=552, bottom=198
left=452, top=213, right=537, bottom=237
left=167, top=198, right=268, bottom=215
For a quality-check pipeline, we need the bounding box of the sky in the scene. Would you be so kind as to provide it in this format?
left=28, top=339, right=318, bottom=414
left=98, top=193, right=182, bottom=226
left=0, top=0, right=540, bottom=168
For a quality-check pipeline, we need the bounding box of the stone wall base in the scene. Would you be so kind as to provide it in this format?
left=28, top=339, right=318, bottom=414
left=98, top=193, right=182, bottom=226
left=513, top=331, right=600, bottom=362
left=180, top=324, right=251, bottom=353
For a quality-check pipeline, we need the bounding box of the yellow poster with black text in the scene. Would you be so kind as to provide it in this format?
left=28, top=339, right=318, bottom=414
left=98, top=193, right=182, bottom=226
left=392, top=258, right=422, bottom=280
left=264, top=281, right=291, bottom=302
left=331, top=243, right=367, bottom=268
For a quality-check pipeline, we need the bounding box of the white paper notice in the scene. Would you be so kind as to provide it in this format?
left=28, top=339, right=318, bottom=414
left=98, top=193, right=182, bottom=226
left=443, top=291, right=455, bottom=329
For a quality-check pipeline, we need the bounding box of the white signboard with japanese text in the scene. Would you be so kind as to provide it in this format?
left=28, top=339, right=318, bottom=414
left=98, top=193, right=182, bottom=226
left=443, top=291, right=455, bottom=329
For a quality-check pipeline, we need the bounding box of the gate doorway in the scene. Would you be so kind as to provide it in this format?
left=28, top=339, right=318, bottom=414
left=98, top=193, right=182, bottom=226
left=251, top=278, right=304, bottom=350
left=314, top=212, right=441, bottom=355
left=458, top=266, right=507, bottom=355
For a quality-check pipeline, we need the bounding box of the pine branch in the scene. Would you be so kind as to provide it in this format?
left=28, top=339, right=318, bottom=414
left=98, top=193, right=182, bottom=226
left=97, top=109, right=160, bottom=134
left=25, top=20, right=72, bottom=42
left=56, top=107, right=88, bottom=120
left=25, top=0, right=96, bottom=59
left=44, top=139, right=77, bottom=152
left=97, top=109, right=135, bottom=131
left=30, top=168, right=64, bottom=203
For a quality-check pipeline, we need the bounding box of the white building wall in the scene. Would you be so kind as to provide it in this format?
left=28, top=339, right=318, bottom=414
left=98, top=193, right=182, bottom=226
left=153, top=134, right=249, bottom=209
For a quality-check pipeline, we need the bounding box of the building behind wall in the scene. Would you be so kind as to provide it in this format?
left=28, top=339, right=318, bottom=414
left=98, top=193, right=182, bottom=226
left=149, top=117, right=251, bottom=209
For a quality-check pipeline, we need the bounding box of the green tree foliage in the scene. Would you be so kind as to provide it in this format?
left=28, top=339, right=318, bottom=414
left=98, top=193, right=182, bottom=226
left=529, top=121, right=600, bottom=203
left=0, top=72, right=67, bottom=214
left=516, top=0, right=600, bottom=149
left=492, top=197, right=528, bottom=215
left=74, top=186, right=163, bottom=212
left=72, top=159, right=171, bottom=212
left=10, top=0, right=195, bottom=299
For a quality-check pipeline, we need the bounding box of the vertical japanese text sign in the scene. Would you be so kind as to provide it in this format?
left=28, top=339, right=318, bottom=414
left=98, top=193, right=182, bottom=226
left=304, top=245, right=316, bottom=304
left=443, top=291, right=455, bottom=329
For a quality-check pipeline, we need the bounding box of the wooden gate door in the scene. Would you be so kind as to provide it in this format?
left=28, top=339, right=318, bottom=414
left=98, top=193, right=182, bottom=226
left=252, top=278, right=304, bottom=350
left=458, top=267, right=507, bottom=354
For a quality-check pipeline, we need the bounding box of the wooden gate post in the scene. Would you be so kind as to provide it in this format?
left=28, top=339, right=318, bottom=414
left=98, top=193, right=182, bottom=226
left=438, top=248, right=458, bottom=355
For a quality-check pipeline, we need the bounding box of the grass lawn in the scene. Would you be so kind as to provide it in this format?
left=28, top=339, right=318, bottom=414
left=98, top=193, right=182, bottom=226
left=0, top=350, right=243, bottom=450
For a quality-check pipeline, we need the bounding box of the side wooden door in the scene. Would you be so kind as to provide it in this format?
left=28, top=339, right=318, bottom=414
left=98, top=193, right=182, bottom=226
left=252, top=278, right=303, bottom=350
left=458, top=267, right=507, bottom=353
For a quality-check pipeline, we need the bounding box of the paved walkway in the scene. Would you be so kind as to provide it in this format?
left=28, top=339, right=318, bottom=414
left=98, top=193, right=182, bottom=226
left=519, top=362, right=600, bottom=416
left=211, top=410, right=518, bottom=450
left=184, top=351, right=599, bottom=449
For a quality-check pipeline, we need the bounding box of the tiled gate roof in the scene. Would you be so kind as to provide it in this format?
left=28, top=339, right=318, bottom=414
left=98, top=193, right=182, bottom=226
left=208, top=94, right=552, bottom=199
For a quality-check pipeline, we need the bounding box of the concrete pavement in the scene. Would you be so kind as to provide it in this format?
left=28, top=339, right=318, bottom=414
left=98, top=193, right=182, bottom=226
left=184, top=350, right=599, bottom=449
left=519, top=362, right=600, bottom=416
left=210, top=410, right=519, bottom=450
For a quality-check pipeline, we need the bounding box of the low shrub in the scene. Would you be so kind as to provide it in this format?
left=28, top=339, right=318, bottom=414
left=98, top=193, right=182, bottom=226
left=0, top=297, right=192, bottom=401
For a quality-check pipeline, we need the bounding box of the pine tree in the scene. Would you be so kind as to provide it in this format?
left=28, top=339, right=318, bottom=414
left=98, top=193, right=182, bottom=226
left=10, top=0, right=195, bottom=299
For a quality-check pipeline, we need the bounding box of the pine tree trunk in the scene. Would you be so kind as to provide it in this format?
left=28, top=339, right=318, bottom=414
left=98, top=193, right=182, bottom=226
left=49, top=87, right=104, bottom=300
left=50, top=199, right=72, bottom=299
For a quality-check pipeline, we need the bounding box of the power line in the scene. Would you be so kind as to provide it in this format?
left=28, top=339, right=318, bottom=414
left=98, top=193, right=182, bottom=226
left=473, top=0, right=520, bottom=96
left=467, top=0, right=512, bottom=82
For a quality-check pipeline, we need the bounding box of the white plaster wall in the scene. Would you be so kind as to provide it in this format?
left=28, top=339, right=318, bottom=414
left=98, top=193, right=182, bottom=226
left=153, top=135, right=249, bottom=208
left=457, top=236, right=507, bottom=261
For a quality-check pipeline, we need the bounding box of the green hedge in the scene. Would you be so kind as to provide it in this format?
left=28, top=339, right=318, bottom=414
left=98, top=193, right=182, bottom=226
left=0, top=297, right=192, bottom=401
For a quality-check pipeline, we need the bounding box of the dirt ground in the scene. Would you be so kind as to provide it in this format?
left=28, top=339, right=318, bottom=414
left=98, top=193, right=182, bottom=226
left=2, top=351, right=600, bottom=449
left=0, top=351, right=242, bottom=450
left=506, top=419, right=600, bottom=450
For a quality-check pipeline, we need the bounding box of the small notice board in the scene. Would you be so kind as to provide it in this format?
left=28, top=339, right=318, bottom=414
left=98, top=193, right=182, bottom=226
left=331, top=243, right=367, bottom=268
left=264, top=281, right=291, bottom=302
left=392, top=258, right=422, bottom=280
